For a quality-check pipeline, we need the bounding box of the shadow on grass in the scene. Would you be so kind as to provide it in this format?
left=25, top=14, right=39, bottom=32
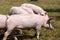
left=55, top=16, right=60, bottom=21
left=52, top=16, right=60, bottom=21
left=44, top=9, right=60, bottom=12
left=0, top=34, right=4, bottom=40
left=17, top=34, right=37, bottom=40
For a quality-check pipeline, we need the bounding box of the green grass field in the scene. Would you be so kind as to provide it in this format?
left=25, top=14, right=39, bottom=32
left=0, top=0, right=60, bottom=40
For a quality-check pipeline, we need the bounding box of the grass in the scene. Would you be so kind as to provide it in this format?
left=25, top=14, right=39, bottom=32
left=0, top=0, right=60, bottom=40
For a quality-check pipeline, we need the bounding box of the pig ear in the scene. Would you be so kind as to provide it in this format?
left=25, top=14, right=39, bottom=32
left=48, top=17, right=53, bottom=21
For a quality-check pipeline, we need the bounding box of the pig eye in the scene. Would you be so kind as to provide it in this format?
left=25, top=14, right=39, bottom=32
left=40, top=14, right=44, bottom=16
